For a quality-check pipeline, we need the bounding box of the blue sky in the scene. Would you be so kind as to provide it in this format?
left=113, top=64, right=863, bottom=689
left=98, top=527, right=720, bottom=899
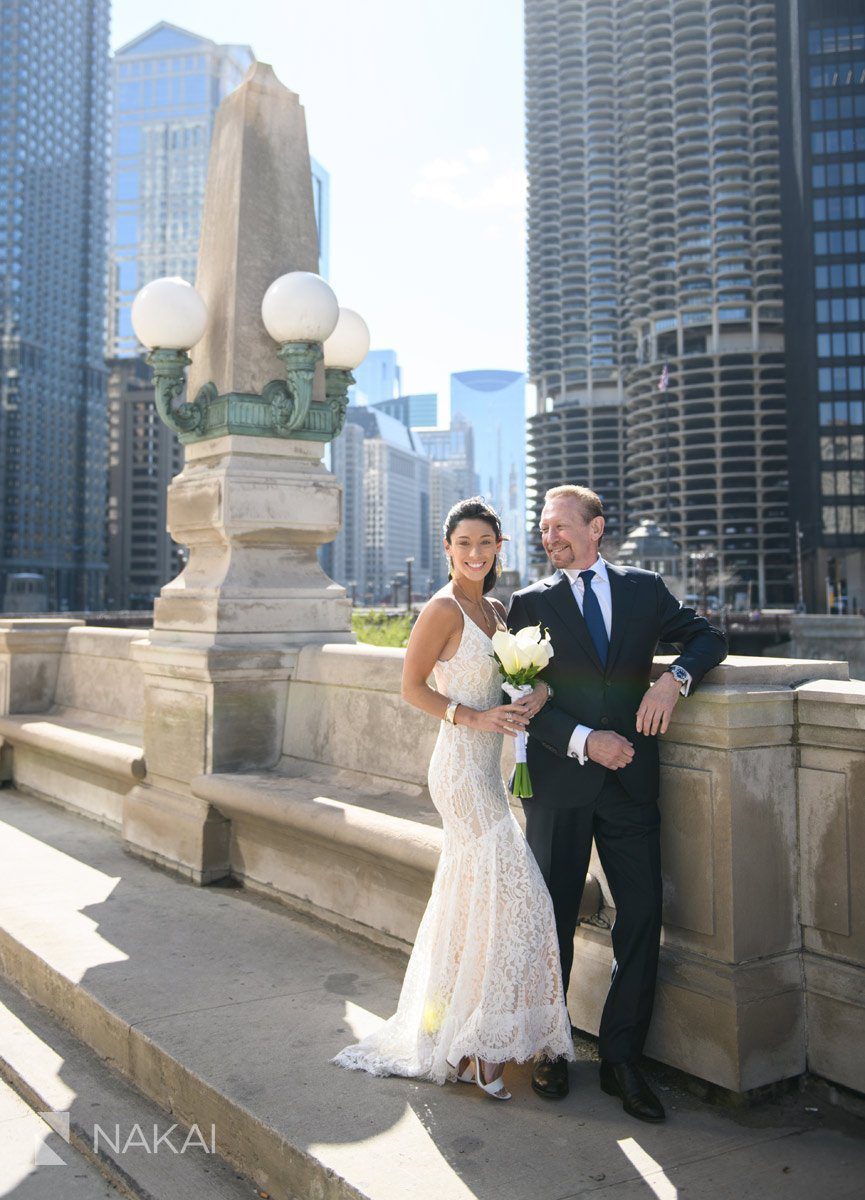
left=112, top=1, right=527, bottom=411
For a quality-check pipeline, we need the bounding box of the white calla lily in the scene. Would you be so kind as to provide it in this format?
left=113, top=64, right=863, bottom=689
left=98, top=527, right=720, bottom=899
left=514, top=624, right=542, bottom=650
left=490, top=623, right=557, bottom=800
left=491, top=629, right=522, bottom=675
left=527, top=642, right=552, bottom=670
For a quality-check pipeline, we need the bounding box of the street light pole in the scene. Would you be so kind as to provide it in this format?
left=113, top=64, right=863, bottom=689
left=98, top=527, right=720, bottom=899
left=405, top=557, right=414, bottom=614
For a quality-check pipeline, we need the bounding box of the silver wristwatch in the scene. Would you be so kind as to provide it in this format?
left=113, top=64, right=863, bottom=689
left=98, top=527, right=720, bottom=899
left=666, top=665, right=689, bottom=688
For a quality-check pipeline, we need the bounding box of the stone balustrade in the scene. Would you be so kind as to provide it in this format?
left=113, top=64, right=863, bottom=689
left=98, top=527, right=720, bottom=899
left=0, top=621, right=862, bottom=1097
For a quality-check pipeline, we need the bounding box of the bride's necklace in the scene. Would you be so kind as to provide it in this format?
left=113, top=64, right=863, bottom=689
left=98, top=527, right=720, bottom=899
left=453, top=583, right=497, bottom=637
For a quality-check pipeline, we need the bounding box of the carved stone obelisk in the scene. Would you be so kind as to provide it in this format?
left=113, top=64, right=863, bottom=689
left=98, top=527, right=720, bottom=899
left=125, top=63, right=352, bottom=883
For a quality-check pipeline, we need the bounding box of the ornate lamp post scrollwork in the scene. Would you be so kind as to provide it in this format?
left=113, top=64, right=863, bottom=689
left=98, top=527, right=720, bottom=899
left=131, top=271, right=369, bottom=447
left=262, top=342, right=323, bottom=435
left=322, top=305, right=370, bottom=437
left=146, top=348, right=215, bottom=436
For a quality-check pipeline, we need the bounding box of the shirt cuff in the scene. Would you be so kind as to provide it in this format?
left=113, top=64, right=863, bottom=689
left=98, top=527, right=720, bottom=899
left=567, top=724, right=593, bottom=764
left=678, top=669, right=692, bottom=697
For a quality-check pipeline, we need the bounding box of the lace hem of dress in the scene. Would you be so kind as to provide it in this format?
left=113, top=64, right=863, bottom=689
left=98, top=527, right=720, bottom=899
left=331, top=1001, right=576, bottom=1086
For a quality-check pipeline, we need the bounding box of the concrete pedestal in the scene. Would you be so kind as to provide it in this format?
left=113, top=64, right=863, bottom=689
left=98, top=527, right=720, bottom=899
left=153, top=435, right=351, bottom=646
left=125, top=640, right=299, bottom=883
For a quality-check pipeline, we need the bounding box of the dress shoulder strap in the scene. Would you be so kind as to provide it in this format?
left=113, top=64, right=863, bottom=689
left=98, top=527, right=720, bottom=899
left=448, top=593, right=467, bottom=620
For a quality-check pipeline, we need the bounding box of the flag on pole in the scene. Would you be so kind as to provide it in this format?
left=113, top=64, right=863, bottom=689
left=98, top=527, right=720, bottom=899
left=657, top=361, right=670, bottom=392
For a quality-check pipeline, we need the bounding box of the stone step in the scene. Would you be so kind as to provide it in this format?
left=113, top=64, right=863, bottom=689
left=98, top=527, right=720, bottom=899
left=2, top=788, right=864, bottom=1200
left=0, top=1071, right=120, bottom=1198
left=0, top=977, right=257, bottom=1200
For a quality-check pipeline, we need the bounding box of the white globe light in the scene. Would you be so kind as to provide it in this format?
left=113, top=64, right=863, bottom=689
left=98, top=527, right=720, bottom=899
left=323, top=308, right=370, bottom=370
left=261, top=271, right=339, bottom=344
left=131, top=277, right=208, bottom=350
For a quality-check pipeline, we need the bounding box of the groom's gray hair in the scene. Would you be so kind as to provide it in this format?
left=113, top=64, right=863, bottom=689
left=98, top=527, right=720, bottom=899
left=544, top=485, right=604, bottom=524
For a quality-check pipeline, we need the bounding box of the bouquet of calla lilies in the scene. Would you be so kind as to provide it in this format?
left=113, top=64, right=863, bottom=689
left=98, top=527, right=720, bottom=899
left=490, top=625, right=555, bottom=798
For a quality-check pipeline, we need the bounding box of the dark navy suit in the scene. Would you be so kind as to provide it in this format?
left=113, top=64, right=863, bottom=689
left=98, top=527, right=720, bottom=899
left=508, top=564, right=727, bottom=1062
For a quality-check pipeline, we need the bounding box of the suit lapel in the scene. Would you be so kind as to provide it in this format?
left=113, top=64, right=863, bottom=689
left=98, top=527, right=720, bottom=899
left=543, top=571, right=605, bottom=675
left=606, top=563, right=638, bottom=673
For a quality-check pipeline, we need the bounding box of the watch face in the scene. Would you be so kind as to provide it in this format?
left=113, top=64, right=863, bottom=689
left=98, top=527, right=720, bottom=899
left=671, top=666, right=687, bottom=682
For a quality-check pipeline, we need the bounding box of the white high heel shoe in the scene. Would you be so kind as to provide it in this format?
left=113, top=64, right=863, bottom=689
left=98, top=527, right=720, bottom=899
left=474, top=1056, right=511, bottom=1101
left=447, top=1055, right=476, bottom=1084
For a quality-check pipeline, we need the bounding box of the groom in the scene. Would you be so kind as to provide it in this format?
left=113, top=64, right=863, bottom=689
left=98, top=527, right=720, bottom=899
left=508, top=485, right=727, bottom=1122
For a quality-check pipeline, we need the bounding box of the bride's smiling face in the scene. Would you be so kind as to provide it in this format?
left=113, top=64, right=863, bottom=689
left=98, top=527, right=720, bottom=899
left=445, top=519, right=502, bottom=586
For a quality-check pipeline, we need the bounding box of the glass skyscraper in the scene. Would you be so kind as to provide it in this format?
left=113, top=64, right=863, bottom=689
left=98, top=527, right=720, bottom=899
left=777, top=2, right=865, bottom=610
left=109, top=23, right=254, bottom=357
left=349, top=349, right=402, bottom=408
left=110, top=22, right=331, bottom=358
left=372, top=393, right=438, bottom=428
left=450, top=370, right=527, bottom=580
left=0, top=0, right=110, bottom=611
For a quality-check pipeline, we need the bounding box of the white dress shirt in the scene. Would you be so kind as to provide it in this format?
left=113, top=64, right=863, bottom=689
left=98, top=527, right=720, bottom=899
left=560, top=557, right=691, bottom=765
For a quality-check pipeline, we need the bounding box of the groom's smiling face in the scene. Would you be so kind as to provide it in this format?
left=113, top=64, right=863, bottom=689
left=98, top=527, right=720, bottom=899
left=540, top=497, right=604, bottom=571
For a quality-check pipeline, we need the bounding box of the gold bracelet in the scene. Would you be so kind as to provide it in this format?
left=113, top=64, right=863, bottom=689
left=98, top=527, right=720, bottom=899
left=444, top=700, right=459, bottom=725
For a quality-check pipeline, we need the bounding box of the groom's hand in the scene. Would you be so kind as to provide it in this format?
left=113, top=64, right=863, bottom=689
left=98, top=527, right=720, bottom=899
left=523, top=680, right=549, bottom=719
left=635, top=672, right=680, bottom=736
left=586, top=731, right=634, bottom=770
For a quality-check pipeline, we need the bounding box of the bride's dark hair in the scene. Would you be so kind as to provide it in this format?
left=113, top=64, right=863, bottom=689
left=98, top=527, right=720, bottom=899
left=443, top=496, right=507, bottom=596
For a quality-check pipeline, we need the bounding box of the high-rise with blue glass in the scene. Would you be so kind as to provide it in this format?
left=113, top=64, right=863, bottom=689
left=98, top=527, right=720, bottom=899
left=450, top=370, right=527, bottom=580
left=349, top=349, right=402, bottom=408
left=777, top=2, right=865, bottom=610
left=372, top=393, right=438, bottom=428
left=0, top=0, right=110, bottom=611
left=109, top=24, right=253, bottom=357
left=110, top=22, right=331, bottom=358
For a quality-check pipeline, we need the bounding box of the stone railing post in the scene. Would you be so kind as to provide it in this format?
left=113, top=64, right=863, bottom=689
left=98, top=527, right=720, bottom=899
left=0, top=620, right=84, bottom=716
left=0, top=619, right=84, bottom=781
left=796, top=677, right=865, bottom=1094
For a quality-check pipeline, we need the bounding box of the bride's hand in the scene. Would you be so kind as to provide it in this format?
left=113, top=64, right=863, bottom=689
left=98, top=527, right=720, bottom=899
left=463, top=702, right=531, bottom=736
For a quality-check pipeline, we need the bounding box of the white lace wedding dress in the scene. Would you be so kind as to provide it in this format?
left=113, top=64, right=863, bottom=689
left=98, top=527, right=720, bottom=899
left=333, top=598, right=575, bottom=1085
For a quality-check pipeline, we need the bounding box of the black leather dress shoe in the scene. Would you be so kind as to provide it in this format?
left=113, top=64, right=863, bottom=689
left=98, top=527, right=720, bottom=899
left=599, top=1060, right=665, bottom=1122
left=532, top=1056, right=569, bottom=1099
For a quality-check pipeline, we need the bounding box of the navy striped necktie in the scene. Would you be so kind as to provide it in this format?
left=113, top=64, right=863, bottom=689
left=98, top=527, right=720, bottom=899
left=579, top=569, right=609, bottom=665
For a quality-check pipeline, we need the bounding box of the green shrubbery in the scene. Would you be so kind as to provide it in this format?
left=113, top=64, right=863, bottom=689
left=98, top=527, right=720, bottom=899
left=351, top=609, right=417, bottom=648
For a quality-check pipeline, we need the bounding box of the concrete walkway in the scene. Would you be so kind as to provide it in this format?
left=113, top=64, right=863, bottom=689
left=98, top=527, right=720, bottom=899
left=0, top=788, right=863, bottom=1200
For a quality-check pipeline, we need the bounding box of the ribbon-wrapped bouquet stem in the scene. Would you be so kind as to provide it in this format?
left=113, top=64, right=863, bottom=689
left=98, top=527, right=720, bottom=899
left=490, top=625, right=554, bottom=798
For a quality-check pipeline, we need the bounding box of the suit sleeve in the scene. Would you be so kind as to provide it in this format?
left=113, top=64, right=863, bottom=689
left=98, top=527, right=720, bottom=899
left=655, top=575, right=728, bottom=694
left=507, top=591, right=579, bottom=758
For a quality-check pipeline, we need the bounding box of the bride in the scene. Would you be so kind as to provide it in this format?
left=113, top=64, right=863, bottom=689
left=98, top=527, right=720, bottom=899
left=333, top=497, right=574, bottom=1100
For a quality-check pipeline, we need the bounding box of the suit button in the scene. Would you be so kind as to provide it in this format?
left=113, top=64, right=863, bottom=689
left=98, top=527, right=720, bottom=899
left=601, top=716, right=610, bottom=726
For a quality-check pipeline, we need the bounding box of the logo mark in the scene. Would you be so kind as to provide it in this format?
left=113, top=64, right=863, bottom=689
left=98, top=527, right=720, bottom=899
left=35, top=1111, right=69, bottom=1166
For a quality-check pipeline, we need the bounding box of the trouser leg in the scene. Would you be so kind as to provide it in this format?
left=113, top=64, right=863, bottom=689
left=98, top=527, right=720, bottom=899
left=523, top=800, right=595, bottom=999
left=592, top=774, right=663, bottom=1063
